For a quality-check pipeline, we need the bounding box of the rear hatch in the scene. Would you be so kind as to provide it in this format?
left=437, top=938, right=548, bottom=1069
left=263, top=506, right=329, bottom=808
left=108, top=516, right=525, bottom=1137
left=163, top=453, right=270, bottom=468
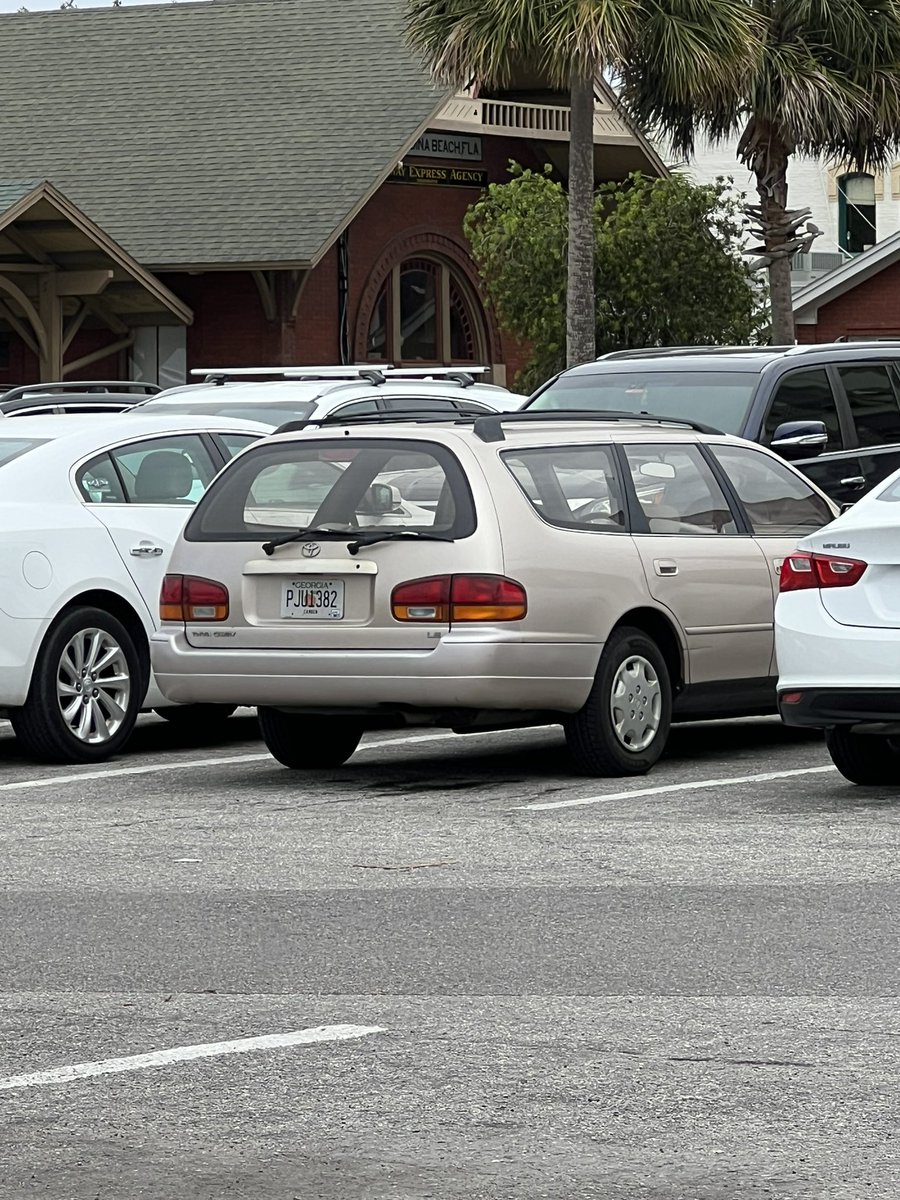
left=176, top=434, right=504, bottom=650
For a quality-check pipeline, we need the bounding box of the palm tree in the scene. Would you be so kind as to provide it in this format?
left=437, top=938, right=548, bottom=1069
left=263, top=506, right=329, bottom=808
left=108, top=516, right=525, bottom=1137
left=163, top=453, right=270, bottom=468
left=405, top=0, right=759, bottom=367
left=622, top=0, right=900, bottom=345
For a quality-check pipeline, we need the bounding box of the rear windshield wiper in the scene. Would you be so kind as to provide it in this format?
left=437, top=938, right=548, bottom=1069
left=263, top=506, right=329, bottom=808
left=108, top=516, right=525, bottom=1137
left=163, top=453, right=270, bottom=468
left=346, top=530, right=454, bottom=556
left=262, top=526, right=355, bottom=556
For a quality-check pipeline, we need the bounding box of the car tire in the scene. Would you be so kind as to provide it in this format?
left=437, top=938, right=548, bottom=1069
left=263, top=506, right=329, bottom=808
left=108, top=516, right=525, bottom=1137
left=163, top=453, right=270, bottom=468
left=565, top=626, right=672, bottom=777
left=825, top=726, right=900, bottom=785
left=11, top=606, right=142, bottom=764
left=154, top=704, right=238, bottom=728
left=258, top=708, right=363, bottom=769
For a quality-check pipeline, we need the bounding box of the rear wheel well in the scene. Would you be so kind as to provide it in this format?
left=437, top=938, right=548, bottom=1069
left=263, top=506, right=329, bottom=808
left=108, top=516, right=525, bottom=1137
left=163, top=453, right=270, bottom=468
left=612, top=608, right=684, bottom=693
left=55, top=590, right=150, bottom=695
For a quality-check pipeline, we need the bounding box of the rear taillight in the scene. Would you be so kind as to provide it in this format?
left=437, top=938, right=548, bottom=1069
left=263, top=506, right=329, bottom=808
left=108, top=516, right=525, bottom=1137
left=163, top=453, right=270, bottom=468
left=160, top=574, right=230, bottom=622
left=391, top=574, right=527, bottom=623
left=779, top=551, right=867, bottom=593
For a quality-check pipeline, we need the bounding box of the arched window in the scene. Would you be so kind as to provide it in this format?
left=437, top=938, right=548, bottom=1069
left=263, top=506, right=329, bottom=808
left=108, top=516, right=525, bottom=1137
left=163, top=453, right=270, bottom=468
left=839, top=173, right=877, bottom=254
left=366, top=256, right=486, bottom=364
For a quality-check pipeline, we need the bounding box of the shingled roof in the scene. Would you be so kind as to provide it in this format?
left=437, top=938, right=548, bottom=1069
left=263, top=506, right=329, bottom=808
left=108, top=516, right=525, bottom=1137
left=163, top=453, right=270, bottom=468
left=0, top=0, right=444, bottom=269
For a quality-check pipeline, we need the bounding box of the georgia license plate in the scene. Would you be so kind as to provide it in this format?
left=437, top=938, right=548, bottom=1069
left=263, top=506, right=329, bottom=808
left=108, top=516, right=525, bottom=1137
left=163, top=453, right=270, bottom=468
left=281, top=579, right=345, bottom=620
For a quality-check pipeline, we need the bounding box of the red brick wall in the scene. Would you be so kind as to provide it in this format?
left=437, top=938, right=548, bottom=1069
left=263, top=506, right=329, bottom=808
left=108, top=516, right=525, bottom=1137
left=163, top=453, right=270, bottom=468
left=797, top=260, right=900, bottom=342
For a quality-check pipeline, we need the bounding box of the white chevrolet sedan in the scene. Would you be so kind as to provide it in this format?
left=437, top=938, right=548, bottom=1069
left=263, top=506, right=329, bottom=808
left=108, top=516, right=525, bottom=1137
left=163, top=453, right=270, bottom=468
left=0, top=413, right=269, bottom=763
left=777, top=466, right=900, bottom=784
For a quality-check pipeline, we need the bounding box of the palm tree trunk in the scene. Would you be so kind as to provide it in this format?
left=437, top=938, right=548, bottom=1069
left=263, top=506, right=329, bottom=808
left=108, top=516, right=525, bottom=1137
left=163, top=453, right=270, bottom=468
left=758, top=153, right=795, bottom=345
left=566, top=64, right=597, bottom=366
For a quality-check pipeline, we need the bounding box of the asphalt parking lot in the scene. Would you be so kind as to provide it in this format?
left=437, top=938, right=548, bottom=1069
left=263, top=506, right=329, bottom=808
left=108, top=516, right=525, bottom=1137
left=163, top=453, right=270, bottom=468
left=0, top=713, right=898, bottom=1200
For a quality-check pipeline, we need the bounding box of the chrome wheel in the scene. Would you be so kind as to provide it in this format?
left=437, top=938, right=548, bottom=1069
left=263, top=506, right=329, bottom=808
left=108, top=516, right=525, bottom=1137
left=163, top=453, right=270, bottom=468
left=56, top=627, right=131, bottom=744
left=610, top=654, right=662, bottom=753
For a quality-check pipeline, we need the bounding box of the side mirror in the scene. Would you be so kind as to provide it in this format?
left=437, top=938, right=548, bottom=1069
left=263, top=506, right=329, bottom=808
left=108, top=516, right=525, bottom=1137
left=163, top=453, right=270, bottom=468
left=840, top=501, right=857, bottom=514
left=359, top=482, right=398, bottom=516
left=770, top=420, right=828, bottom=459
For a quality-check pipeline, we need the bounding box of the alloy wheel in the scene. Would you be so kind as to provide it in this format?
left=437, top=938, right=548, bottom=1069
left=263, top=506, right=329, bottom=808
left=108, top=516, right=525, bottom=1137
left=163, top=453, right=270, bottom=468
left=56, top=627, right=132, bottom=744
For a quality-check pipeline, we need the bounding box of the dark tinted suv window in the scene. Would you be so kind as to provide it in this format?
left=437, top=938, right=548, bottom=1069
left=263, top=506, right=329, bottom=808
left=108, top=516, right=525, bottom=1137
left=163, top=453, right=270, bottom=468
left=763, top=368, right=842, bottom=450
left=838, top=364, right=900, bottom=447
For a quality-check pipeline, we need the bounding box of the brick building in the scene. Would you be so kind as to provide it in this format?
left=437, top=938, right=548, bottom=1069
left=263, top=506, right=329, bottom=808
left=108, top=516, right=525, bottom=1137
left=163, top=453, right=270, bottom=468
left=794, top=233, right=900, bottom=343
left=0, top=0, right=664, bottom=390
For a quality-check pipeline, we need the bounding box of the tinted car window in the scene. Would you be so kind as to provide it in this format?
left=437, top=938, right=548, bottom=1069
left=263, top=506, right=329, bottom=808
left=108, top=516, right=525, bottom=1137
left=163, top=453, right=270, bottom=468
left=111, top=435, right=218, bottom=505
left=763, top=368, right=841, bottom=449
left=623, top=443, right=738, bottom=535
left=529, top=371, right=758, bottom=434
left=713, top=445, right=833, bottom=535
left=502, top=445, right=625, bottom=531
left=137, top=400, right=317, bottom=427
left=327, top=400, right=381, bottom=419
left=0, top=437, right=47, bottom=468
left=187, top=439, right=476, bottom=541
left=218, top=433, right=262, bottom=458
left=76, top=453, right=127, bottom=503
left=838, top=364, right=900, bottom=447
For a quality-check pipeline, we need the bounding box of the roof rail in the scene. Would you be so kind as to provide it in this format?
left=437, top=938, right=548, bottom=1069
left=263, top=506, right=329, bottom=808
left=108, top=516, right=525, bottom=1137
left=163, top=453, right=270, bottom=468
left=597, top=345, right=787, bottom=361
left=784, top=340, right=900, bottom=355
left=272, top=410, right=482, bottom=436
left=0, top=380, right=160, bottom=401
left=472, top=409, right=722, bottom=443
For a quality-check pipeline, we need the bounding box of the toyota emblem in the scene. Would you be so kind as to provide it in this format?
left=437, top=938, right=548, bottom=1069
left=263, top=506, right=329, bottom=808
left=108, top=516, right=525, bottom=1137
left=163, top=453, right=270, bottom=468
left=301, top=542, right=321, bottom=558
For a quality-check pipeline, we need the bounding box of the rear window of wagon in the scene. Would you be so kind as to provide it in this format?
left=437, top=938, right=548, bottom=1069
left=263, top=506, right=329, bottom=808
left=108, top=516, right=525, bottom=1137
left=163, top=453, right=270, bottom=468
left=184, top=437, right=478, bottom=542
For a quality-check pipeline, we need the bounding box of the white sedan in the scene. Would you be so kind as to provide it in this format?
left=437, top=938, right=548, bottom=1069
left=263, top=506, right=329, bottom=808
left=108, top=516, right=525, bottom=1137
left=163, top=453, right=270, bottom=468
left=0, top=413, right=269, bottom=763
left=776, top=467, right=900, bottom=784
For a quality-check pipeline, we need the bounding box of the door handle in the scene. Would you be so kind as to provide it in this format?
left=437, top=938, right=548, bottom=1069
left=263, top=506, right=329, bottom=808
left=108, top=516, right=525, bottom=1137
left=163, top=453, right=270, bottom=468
left=654, top=559, right=678, bottom=576
left=840, top=476, right=866, bottom=490
left=130, top=544, right=164, bottom=558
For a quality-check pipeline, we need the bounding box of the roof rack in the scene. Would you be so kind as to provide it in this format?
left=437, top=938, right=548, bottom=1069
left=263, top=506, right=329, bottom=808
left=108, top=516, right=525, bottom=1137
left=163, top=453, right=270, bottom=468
left=383, top=367, right=489, bottom=387
left=471, top=410, right=722, bottom=443
left=597, top=345, right=788, bottom=361
left=191, top=365, right=391, bottom=385
left=783, top=340, right=900, bottom=355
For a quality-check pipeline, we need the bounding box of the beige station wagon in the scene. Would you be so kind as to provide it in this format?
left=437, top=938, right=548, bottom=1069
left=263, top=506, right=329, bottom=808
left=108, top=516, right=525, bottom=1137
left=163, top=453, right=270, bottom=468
left=150, top=413, right=837, bottom=776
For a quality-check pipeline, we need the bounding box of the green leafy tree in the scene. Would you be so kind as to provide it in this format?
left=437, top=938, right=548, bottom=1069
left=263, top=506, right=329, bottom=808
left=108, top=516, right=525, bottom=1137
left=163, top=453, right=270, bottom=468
left=405, top=0, right=759, bottom=367
left=622, top=0, right=900, bottom=344
left=464, top=165, right=763, bottom=391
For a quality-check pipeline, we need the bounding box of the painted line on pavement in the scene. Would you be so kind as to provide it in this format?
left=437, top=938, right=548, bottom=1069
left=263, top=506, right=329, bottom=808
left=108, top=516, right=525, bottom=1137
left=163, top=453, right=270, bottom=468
left=0, top=1024, right=384, bottom=1092
left=518, top=764, right=837, bottom=811
left=0, top=728, right=534, bottom=794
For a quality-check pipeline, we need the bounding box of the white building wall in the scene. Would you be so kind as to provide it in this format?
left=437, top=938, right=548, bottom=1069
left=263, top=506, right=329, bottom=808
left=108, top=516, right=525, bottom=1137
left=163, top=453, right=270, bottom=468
left=664, top=138, right=900, bottom=279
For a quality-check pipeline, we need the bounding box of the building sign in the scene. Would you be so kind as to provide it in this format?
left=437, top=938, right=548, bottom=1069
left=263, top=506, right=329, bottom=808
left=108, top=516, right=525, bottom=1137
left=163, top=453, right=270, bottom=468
left=390, top=163, right=488, bottom=188
left=411, top=133, right=483, bottom=161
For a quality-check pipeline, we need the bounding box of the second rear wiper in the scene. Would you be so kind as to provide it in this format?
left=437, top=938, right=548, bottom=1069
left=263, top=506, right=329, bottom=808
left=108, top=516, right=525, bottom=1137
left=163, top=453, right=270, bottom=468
left=262, top=526, right=354, bottom=556
left=346, top=531, right=454, bottom=556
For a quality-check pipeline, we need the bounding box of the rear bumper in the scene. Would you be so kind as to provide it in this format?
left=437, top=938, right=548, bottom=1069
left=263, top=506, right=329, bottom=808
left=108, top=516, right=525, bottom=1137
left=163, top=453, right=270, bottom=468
left=150, top=631, right=598, bottom=713
left=779, top=687, right=900, bottom=728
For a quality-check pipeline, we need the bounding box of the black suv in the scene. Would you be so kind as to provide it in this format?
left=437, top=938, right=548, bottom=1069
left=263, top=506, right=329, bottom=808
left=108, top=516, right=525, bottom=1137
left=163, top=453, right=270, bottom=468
left=524, top=343, right=900, bottom=506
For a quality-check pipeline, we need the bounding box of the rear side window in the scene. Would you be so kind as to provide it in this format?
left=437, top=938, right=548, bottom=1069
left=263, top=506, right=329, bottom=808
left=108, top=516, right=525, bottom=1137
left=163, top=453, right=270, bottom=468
left=623, top=443, right=738, bottom=535
left=712, top=444, right=833, bottom=534
left=838, top=364, right=900, bottom=447
left=0, top=437, right=47, bottom=468
left=186, top=438, right=476, bottom=541
left=502, top=445, right=626, bottom=531
left=763, top=369, right=842, bottom=449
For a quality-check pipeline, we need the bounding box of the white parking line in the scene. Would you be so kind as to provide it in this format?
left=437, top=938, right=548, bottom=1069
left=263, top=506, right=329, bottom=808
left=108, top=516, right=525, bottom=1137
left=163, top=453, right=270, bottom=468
left=0, top=728, right=533, bottom=794
left=0, top=1024, right=384, bottom=1092
left=517, top=764, right=837, bottom=811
